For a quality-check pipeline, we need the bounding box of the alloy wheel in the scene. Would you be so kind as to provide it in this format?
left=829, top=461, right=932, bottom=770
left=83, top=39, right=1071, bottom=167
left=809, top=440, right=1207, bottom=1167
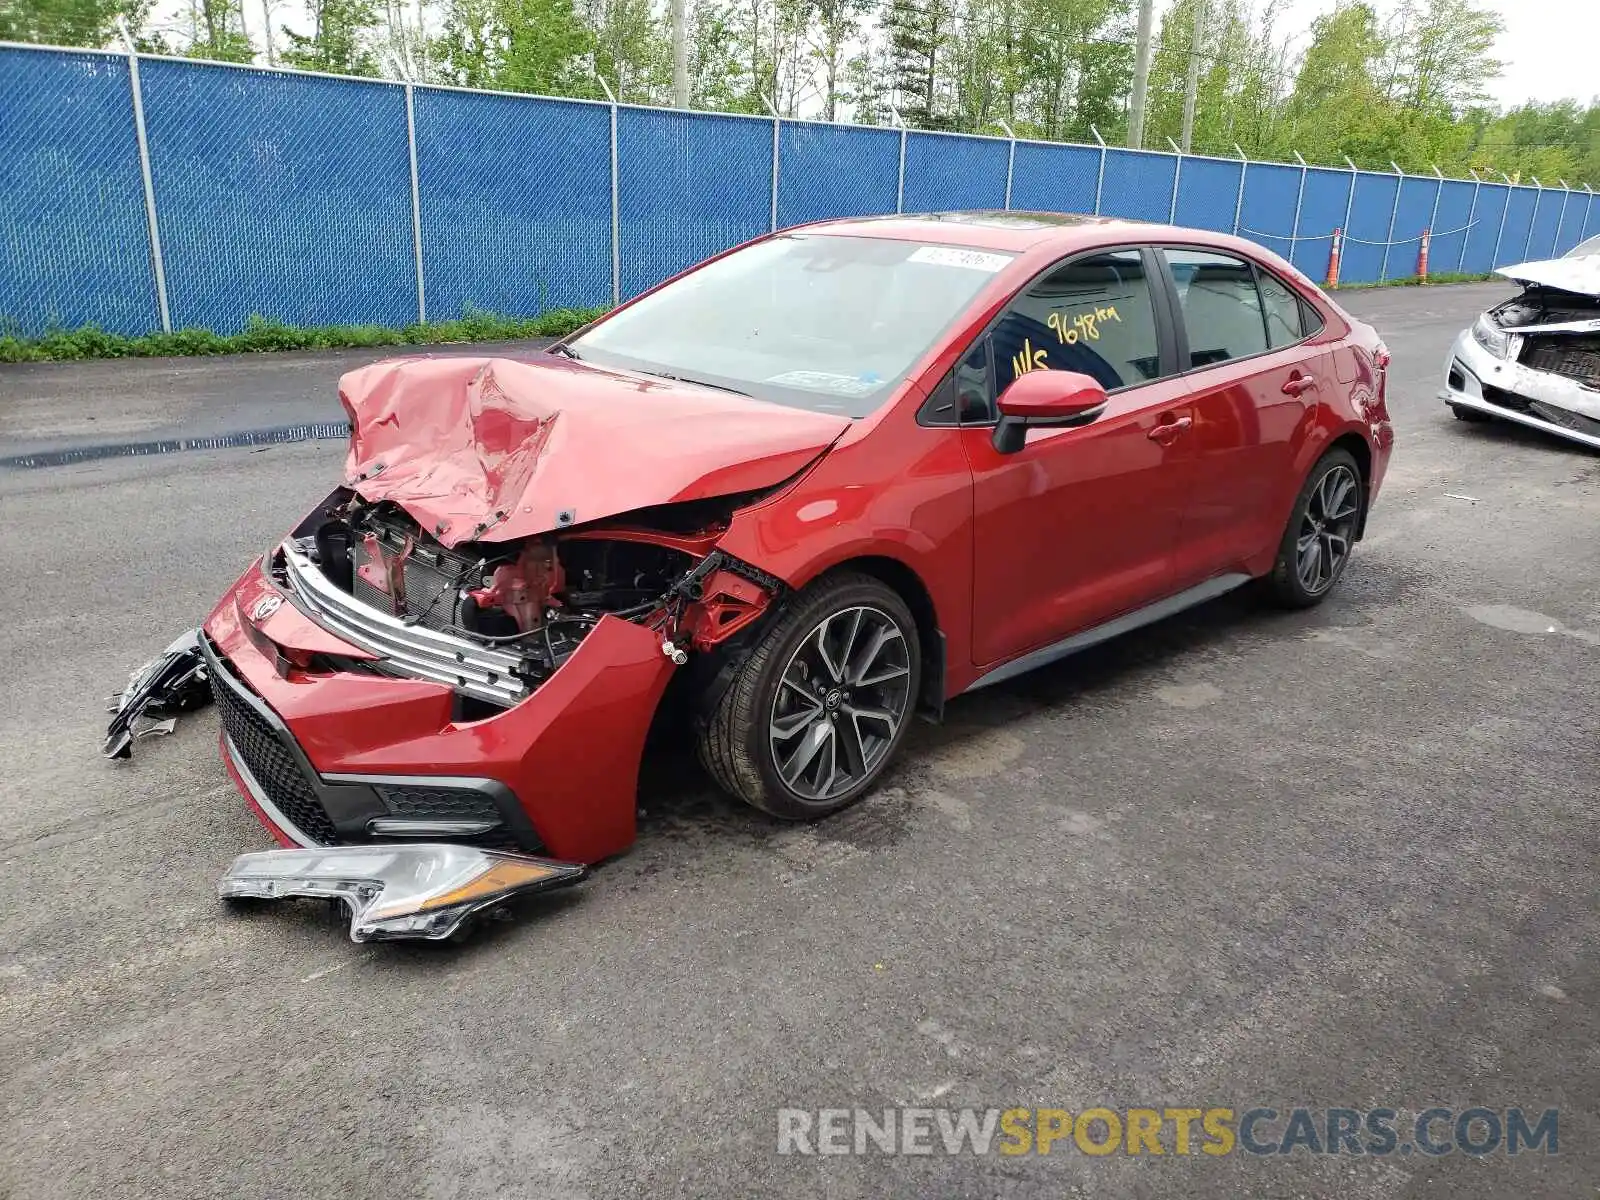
left=767, top=606, right=913, bottom=803
left=1296, top=464, right=1360, bottom=595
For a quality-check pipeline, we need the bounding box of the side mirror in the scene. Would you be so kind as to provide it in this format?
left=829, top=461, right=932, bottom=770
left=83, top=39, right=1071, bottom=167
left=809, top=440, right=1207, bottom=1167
left=991, top=370, right=1109, bottom=454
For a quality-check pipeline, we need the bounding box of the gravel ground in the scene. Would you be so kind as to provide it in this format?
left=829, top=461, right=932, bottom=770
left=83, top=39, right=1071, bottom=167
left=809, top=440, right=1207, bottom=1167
left=1, top=283, right=1596, bottom=1199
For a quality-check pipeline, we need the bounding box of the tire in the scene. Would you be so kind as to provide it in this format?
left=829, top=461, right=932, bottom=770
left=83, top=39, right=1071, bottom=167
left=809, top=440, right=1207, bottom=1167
left=697, top=572, right=921, bottom=820
left=1262, top=448, right=1364, bottom=609
left=1451, top=403, right=1492, bottom=423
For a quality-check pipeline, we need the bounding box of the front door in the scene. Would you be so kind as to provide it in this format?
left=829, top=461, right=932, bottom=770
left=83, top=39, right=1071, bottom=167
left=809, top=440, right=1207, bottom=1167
left=960, top=248, right=1197, bottom=669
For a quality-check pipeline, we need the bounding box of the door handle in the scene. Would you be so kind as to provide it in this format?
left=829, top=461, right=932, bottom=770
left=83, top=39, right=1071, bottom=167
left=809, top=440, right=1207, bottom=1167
left=1282, top=373, right=1318, bottom=396
left=1147, top=415, right=1192, bottom=445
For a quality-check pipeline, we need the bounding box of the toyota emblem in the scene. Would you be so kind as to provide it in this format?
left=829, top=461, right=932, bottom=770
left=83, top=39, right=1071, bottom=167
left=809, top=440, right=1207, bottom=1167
left=251, top=594, right=283, bottom=622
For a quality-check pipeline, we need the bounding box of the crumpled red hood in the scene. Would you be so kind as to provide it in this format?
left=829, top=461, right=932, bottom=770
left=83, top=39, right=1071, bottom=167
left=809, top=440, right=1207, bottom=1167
left=338, top=355, right=849, bottom=546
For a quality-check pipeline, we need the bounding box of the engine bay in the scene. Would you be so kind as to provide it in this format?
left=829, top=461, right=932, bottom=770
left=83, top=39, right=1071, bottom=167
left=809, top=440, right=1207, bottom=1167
left=273, top=490, right=780, bottom=708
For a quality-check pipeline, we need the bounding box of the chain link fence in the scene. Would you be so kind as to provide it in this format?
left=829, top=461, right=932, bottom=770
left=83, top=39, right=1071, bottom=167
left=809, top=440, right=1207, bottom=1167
left=6, top=39, right=1600, bottom=339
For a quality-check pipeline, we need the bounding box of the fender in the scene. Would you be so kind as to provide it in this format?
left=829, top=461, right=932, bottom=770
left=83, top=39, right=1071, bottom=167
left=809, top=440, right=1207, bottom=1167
left=714, top=419, right=980, bottom=696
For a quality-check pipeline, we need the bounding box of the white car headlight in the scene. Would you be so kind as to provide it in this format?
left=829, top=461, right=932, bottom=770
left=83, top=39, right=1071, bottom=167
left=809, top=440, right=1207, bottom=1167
left=1471, top=313, right=1512, bottom=358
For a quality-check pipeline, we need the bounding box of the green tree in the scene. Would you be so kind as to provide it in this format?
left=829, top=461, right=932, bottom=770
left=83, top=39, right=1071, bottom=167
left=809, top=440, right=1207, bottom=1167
left=281, top=0, right=380, bottom=74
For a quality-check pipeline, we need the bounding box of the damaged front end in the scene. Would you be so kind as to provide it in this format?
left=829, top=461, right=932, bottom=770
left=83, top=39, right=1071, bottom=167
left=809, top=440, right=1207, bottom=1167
left=1443, top=259, right=1600, bottom=448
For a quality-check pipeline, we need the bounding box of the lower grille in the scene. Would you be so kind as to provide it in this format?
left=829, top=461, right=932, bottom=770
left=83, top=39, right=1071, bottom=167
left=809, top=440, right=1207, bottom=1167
left=1528, top=400, right=1600, bottom=439
left=211, top=664, right=339, bottom=844
left=377, top=783, right=502, bottom=823
left=1521, top=335, right=1600, bottom=386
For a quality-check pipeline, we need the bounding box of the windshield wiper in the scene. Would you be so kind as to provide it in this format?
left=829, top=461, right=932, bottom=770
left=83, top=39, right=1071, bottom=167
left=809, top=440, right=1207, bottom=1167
left=549, top=343, right=581, bottom=360
left=634, top=369, right=751, bottom=398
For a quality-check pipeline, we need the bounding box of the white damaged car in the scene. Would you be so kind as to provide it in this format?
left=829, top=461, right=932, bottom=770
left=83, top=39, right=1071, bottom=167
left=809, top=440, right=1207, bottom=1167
left=1441, top=236, right=1600, bottom=450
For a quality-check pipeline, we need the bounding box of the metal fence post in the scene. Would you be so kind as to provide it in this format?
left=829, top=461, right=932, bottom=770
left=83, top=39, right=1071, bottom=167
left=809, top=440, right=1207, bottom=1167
left=1231, top=143, right=1248, bottom=236
left=761, top=95, right=779, bottom=232
left=1378, top=161, right=1404, bottom=281
left=1000, top=120, right=1017, bottom=211
left=1584, top=183, right=1597, bottom=242
left=1289, top=150, right=1308, bottom=266
left=1091, top=125, right=1107, bottom=215
left=895, top=116, right=907, bottom=214
left=1340, top=156, right=1358, bottom=258
left=1165, top=136, right=1182, bottom=224
left=402, top=82, right=426, bottom=323
left=1522, top=177, right=1543, bottom=261
left=597, top=76, right=620, bottom=306
left=118, top=19, right=171, bottom=333
left=1458, top=168, right=1481, bottom=273
left=1492, top=172, right=1513, bottom=267
left=1427, top=164, right=1444, bottom=255
left=1554, top=179, right=1572, bottom=252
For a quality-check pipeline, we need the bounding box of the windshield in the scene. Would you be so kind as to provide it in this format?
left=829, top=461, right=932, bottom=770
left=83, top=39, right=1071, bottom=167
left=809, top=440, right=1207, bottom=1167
left=568, top=234, right=1014, bottom=417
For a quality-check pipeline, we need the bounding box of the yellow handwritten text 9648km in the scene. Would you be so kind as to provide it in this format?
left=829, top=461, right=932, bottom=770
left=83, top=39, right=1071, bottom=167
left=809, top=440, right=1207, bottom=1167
left=1048, top=305, right=1121, bottom=345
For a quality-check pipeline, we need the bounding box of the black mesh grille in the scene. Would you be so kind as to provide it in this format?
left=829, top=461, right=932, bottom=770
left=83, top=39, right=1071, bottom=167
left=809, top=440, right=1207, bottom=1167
left=377, top=784, right=502, bottom=823
left=1528, top=400, right=1600, bottom=439
left=211, top=664, right=339, bottom=844
left=1522, top=336, right=1600, bottom=386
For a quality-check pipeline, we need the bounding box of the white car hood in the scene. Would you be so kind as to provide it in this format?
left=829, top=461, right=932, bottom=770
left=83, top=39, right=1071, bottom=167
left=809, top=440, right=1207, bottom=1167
left=1495, top=254, right=1600, bottom=296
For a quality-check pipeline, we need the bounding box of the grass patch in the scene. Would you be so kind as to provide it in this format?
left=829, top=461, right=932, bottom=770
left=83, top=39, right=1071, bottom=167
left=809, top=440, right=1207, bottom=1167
left=0, top=306, right=607, bottom=364
left=1333, top=271, right=1497, bottom=290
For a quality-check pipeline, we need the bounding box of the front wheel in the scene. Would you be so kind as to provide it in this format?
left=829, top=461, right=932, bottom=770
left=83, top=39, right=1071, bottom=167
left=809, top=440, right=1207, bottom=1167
left=1262, top=448, right=1364, bottom=608
left=697, top=573, right=921, bottom=819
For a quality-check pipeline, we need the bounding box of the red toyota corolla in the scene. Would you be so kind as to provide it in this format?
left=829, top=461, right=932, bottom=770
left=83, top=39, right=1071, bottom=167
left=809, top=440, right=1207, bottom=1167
left=194, top=211, right=1393, bottom=866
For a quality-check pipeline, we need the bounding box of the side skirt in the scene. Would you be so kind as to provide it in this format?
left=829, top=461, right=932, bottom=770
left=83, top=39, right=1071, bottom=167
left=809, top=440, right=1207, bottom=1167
left=961, top=573, right=1253, bottom=694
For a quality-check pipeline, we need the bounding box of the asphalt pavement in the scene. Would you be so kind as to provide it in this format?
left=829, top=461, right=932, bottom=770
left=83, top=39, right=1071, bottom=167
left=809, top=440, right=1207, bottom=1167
left=2, top=283, right=1598, bottom=1199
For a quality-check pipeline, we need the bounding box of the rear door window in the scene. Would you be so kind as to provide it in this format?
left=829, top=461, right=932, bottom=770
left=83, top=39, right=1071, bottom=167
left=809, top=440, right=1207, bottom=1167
left=1257, top=269, right=1313, bottom=347
left=1163, top=248, right=1270, bottom=366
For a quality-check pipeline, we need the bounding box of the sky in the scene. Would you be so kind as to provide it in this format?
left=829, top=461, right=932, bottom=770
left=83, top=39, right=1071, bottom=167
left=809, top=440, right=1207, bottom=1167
left=1151, top=0, right=1600, bottom=109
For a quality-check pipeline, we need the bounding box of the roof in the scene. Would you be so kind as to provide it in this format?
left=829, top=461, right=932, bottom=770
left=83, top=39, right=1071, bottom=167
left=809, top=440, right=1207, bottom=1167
left=802, top=210, right=1145, bottom=251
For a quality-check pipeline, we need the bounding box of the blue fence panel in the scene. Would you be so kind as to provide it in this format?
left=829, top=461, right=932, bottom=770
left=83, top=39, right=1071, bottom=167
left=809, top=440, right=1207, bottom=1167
left=901, top=132, right=1008, bottom=212
left=1382, top=176, right=1436, bottom=279
left=1173, top=156, right=1242, bottom=233
left=415, top=90, right=610, bottom=319
left=1577, top=192, right=1600, bottom=245
left=1238, top=162, right=1300, bottom=260
left=1500, top=186, right=1539, bottom=265
left=1290, top=167, right=1351, bottom=279
left=1340, top=172, right=1399, bottom=284
left=0, top=49, right=158, bottom=337
left=141, top=59, right=414, bottom=332
left=618, top=108, right=770, bottom=298
left=1550, top=189, right=1585, bottom=255
left=1429, top=180, right=1475, bottom=274
left=1460, top=184, right=1509, bottom=273
left=1524, top=188, right=1564, bottom=261
left=777, top=121, right=900, bottom=226
left=1099, top=149, right=1178, bottom=222
left=1009, top=141, right=1099, bottom=214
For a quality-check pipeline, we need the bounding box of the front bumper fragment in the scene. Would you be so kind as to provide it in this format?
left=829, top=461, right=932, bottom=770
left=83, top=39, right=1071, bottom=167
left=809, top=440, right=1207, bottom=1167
left=219, top=843, right=583, bottom=941
left=103, top=629, right=213, bottom=758
left=1441, top=327, right=1600, bottom=451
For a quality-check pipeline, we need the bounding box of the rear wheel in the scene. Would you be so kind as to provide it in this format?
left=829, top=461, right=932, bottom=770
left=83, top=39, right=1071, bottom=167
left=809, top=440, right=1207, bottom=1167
left=697, top=573, right=920, bottom=819
left=1451, top=403, right=1492, bottom=423
left=1262, top=448, right=1364, bottom=608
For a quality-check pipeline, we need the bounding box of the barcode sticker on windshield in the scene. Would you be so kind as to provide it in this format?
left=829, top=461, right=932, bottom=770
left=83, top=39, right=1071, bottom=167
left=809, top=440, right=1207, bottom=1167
left=907, top=246, right=1013, bottom=273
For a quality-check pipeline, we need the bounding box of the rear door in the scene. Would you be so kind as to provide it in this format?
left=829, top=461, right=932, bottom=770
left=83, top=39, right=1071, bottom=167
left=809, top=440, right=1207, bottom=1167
left=954, top=247, right=1196, bottom=668
left=1156, top=247, right=1330, bottom=586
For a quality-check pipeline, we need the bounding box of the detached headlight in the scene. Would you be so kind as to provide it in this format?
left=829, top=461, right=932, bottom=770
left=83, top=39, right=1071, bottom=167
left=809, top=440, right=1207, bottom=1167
left=1471, top=313, right=1512, bottom=358
left=220, top=844, right=583, bottom=941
